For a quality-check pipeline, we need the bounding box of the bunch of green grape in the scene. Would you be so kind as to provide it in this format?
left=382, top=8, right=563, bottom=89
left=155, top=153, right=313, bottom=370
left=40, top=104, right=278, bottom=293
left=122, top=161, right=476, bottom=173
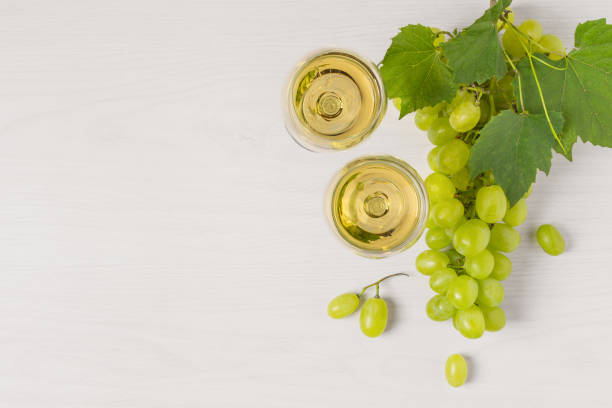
left=499, top=11, right=566, bottom=61
left=404, top=84, right=532, bottom=339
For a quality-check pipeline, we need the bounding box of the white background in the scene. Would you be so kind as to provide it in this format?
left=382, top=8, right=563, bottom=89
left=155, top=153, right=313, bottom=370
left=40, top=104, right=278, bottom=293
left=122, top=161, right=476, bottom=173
left=1, top=0, right=611, bottom=407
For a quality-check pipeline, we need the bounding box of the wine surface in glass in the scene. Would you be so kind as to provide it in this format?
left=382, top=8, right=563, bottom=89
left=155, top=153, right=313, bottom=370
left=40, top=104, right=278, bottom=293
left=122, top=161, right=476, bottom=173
left=328, top=156, right=428, bottom=257
left=287, top=50, right=386, bottom=151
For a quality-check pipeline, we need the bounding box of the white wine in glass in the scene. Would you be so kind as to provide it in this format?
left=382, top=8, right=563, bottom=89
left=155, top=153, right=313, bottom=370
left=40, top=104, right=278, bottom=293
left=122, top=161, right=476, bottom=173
left=326, top=156, right=429, bottom=258
left=284, top=49, right=387, bottom=151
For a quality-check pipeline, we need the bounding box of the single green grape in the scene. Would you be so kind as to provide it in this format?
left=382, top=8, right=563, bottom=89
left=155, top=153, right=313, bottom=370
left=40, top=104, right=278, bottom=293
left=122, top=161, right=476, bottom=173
left=454, top=305, right=485, bottom=339
left=481, top=306, right=506, bottom=331
left=536, top=224, right=565, bottom=256
left=426, top=227, right=452, bottom=250
left=446, top=275, right=478, bottom=310
left=452, top=219, right=491, bottom=257
left=477, top=97, right=491, bottom=127
left=437, top=139, right=470, bottom=175
left=425, top=172, right=455, bottom=203
left=502, top=28, right=527, bottom=59
left=428, top=117, right=458, bottom=146
left=451, top=167, right=471, bottom=191
left=496, top=7, right=514, bottom=30
left=465, top=249, right=495, bottom=279
left=449, top=95, right=481, bottom=132
left=415, top=107, right=437, bottom=131
left=431, top=198, right=464, bottom=229
left=489, top=223, right=521, bottom=252
left=490, top=251, right=512, bottom=281
left=429, top=267, right=458, bottom=295
left=327, top=293, right=360, bottom=319
left=520, top=19, right=543, bottom=42
left=449, top=89, right=469, bottom=112
left=477, top=278, right=505, bottom=307
left=393, top=98, right=402, bottom=111
left=426, top=294, right=456, bottom=321
left=427, top=146, right=443, bottom=172
left=476, top=185, right=508, bottom=223
left=504, top=198, right=527, bottom=227
left=416, top=250, right=450, bottom=276
left=445, top=354, right=468, bottom=387
left=536, top=34, right=565, bottom=60
left=360, top=297, right=388, bottom=337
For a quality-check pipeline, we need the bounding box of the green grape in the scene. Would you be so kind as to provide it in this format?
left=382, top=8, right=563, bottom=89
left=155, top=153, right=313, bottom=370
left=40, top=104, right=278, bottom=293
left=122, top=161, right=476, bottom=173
left=449, top=95, right=481, bottom=132
left=360, top=297, right=388, bottom=337
left=496, top=7, right=514, bottom=30
left=444, top=249, right=464, bottom=266
left=437, top=139, right=470, bottom=175
left=477, top=278, right=504, bottom=307
left=445, top=354, right=468, bottom=387
left=427, top=146, right=443, bottom=172
left=425, top=172, right=455, bottom=202
left=490, top=251, right=512, bottom=281
left=426, top=294, right=456, bottom=321
left=431, top=27, right=446, bottom=47
left=451, top=167, right=471, bottom=191
left=452, top=219, right=491, bottom=257
left=536, top=224, right=565, bottom=256
left=489, top=223, right=521, bottom=252
left=502, top=28, right=527, bottom=59
left=476, top=185, right=508, bottom=223
left=446, top=275, right=478, bottom=310
left=429, top=267, right=457, bottom=295
left=519, top=19, right=543, bottom=42
left=445, top=216, right=467, bottom=239
left=477, top=97, right=491, bottom=127
left=503, top=198, right=527, bottom=227
left=393, top=98, right=402, bottom=111
left=536, top=34, right=565, bottom=60
left=454, top=305, right=485, bottom=339
left=416, top=250, right=450, bottom=276
left=431, top=199, right=464, bottom=228
left=481, top=306, right=506, bottom=331
left=427, top=117, right=458, bottom=146
left=327, top=293, right=360, bottom=319
left=449, top=89, right=468, bottom=112
left=415, top=107, right=437, bottom=131
left=426, top=210, right=437, bottom=229
left=426, top=227, right=452, bottom=250
left=465, top=249, right=495, bottom=279
left=523, top=183, right=534, bottom=198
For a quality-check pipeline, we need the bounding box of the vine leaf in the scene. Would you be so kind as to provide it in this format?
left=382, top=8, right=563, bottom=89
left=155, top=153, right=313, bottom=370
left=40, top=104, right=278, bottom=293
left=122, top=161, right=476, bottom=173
left=442, top=0, right=511, bottom=84
left=380, top=24, right=457, bottom=118
left=515, top=18, right=612, bottom=160
left=469, top=110, right=564, bottom=205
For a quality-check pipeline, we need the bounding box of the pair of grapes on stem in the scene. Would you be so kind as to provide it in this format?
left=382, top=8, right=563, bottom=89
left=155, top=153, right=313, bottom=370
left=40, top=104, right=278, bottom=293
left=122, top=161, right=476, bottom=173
left=327, top=273, right=409, bottom=337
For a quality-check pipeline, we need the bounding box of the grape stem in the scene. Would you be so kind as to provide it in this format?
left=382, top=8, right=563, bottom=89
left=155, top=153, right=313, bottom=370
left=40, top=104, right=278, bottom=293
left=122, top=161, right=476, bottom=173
left=437, top=30, right=455, bottom=39
left=500, top=40, right=525, bottom=113
left=359, top=272, right=410, bottom=298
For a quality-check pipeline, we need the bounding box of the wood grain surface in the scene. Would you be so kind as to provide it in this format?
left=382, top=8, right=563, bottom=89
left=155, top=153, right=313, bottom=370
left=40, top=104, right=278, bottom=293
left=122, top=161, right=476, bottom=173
left=0, top=0, right=611, bottom=406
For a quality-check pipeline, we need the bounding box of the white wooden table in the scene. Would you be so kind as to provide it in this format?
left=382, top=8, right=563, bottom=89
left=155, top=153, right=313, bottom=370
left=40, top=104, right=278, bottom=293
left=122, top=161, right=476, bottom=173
left=1, top=0, right=611, bottom=406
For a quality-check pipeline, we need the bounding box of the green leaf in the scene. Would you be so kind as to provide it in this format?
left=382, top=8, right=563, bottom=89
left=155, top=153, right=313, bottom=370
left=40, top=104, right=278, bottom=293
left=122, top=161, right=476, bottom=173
left=442, top=0, right=511, bottom=84
left=469, top=110, right=564, bottom=205
left=380, top=24, right=457, bottom=117
left=515, top=19, right=612, bottom=159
